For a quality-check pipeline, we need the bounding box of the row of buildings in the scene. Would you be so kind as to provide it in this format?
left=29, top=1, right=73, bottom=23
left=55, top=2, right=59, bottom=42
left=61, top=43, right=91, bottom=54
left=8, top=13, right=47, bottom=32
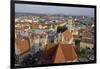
left=15, top=15, right=94, bottom=64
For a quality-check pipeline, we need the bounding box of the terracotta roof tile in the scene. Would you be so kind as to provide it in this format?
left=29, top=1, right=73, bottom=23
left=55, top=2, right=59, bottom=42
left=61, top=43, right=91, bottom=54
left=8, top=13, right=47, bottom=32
left=62, top=30, right=73, bottom=40
left=41, top=43, right=77, bottom=64
left=15, top=37, right=30, bottom=55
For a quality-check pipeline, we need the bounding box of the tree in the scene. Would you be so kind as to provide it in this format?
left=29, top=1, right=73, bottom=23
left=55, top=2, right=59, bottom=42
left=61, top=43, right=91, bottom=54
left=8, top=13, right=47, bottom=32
left=57, top=25, right=67, bottom=33
left=75, top=39, right=81, bottom=48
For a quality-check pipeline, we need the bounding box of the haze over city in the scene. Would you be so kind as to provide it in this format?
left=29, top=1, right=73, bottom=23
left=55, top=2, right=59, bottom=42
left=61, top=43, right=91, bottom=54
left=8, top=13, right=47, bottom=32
left=15, top=4, right=94, bottom=17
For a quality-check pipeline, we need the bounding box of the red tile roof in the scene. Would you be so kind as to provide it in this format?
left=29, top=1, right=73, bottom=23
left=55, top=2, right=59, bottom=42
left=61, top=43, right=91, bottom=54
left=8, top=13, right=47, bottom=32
left=32, top=23, right=38, bottom=29
left=82, top=30, right=92, bottom=38
left=62, top=30, right=73, bottom=40
left=41, top=43, right=77, bottom=64
left=15, top=37, right=30, bottom=55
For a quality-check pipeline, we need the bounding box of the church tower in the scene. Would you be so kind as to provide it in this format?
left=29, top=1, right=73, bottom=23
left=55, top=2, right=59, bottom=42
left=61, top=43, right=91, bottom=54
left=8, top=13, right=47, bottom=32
left=67, top=16, right=73, bottom=32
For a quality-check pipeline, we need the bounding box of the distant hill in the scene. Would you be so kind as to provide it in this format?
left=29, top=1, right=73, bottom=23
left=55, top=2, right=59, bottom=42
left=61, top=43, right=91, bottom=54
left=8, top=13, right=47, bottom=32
left=15, top=12, right=94, bottom=19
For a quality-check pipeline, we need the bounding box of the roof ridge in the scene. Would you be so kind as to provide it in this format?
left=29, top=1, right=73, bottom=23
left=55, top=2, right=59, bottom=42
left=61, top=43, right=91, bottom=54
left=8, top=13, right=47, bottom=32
left=59, top=44, right=68, bottom=60
left=54, top=43, right=66, bottom=63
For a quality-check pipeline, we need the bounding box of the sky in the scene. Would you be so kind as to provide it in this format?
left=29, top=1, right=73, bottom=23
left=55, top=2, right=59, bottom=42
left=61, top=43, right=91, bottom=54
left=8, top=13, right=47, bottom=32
left=15, top=4, right=94, bottom=17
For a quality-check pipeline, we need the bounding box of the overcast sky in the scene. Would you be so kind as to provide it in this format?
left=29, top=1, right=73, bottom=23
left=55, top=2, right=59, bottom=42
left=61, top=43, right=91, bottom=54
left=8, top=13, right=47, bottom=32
left=15, top=4, right=94, bottom=17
